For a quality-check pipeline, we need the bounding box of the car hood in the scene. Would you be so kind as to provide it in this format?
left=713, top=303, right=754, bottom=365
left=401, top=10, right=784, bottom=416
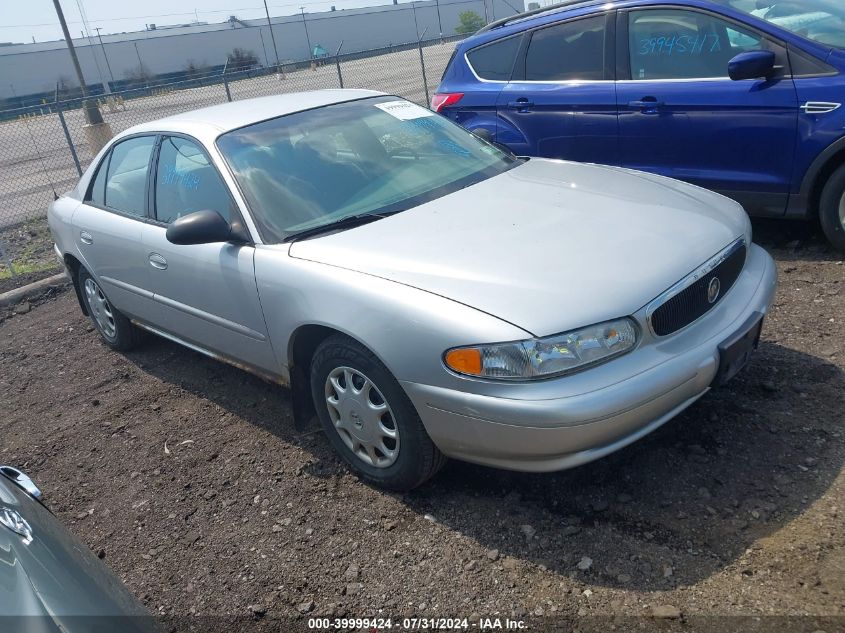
left=289, top=159, right=748, bottom=336
left=0, top=475, right=156, bottom=631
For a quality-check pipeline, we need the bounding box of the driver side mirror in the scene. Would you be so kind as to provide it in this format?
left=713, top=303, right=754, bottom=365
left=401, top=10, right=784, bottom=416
left=166, top=210, right=250, bottom=245
left=729, top=50, right=777, bottom=81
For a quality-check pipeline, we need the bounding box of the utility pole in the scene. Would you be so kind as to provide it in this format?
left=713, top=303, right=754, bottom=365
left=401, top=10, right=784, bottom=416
left=94, top=27, right=115, bottom=85
left=52, top=0, right=103, bottom=125
left=434, top=0, right=443, bottom=41
left=262, top=0, right=281, bottom=73
left=300, top=7, right=312, bottom=59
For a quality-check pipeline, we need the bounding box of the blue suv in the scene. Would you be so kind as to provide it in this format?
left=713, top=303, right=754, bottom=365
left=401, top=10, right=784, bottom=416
left=434, top=0, right=845, bottom=250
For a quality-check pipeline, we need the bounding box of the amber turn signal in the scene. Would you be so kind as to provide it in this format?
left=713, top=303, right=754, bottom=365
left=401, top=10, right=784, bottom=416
left=444, top=348, right=483, bottom=375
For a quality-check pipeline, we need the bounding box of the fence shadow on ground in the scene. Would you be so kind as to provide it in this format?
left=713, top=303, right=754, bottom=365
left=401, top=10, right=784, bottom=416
left=127, top=329, right=843, bottom=593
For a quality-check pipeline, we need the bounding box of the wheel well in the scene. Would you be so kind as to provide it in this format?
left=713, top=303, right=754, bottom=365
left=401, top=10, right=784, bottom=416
left=810, top=149, right=845, bottom=216
left=63, top=254, right=88, bottom=316
left=288, top=324, right=342, bottom=429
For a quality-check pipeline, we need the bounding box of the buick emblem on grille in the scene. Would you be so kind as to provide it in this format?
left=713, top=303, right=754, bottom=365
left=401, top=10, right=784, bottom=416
left=707, top=277, right=721, bottom=304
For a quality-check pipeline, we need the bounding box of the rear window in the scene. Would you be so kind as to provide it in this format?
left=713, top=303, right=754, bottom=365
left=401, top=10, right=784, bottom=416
left=525, top=15, right=607, bottom=81
left=466, top=35, right=521, bottom=81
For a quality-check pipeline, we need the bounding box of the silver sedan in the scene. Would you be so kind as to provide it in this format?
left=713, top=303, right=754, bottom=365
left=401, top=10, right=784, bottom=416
left=48, top=90, right=777, bottom=490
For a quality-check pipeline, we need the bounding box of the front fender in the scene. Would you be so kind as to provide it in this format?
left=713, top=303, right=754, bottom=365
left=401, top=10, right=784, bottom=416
left=253, top=246, right=530, bottom=390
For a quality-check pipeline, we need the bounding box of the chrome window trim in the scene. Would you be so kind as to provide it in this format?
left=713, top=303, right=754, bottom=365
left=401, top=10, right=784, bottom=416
left=645, top=237, right=747, bottom=337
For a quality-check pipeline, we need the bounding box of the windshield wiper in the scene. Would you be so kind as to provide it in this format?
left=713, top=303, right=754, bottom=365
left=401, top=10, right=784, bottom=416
left=284, top=213, right=387, bottom=243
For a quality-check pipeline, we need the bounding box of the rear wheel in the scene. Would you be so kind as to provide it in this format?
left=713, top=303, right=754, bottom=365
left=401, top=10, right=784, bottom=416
left=78, top=268, right=142, bottom=351
left=819, top=164, right=845, bottom=252
left=310, top=334, right=446, bottom=491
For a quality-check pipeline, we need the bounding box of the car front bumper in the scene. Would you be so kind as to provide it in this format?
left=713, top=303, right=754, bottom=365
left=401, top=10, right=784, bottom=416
left=401, top=243, right=778, bottom=472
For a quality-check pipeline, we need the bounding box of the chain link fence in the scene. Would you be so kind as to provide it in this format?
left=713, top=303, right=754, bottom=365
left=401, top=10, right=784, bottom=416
left=0, top=35, right=462, bottom=291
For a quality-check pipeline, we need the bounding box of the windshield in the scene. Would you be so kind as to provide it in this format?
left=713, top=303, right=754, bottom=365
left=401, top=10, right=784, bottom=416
left=216, top=96, right=517, bottom=242
left=719, top=1, right=845, bottom=48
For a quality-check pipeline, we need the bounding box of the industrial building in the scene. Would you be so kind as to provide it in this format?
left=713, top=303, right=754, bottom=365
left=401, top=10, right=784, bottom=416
left=0, top=0, right=521, bottom=102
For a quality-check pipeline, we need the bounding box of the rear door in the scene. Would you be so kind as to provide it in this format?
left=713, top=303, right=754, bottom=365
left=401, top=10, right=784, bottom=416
left=141, top=134, right=277, bottom=375
left=73, top=135, right=158, bottom=321
left=495, top=12, right=619, bottom=163
left=615, top=6, right=799, bottom=216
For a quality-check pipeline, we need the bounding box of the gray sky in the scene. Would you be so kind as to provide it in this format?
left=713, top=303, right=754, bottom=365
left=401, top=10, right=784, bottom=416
left=2, top=0, right=437, bottom=44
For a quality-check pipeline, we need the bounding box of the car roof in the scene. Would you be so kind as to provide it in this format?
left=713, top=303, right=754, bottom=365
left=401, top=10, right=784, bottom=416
left=119, top=89, right=385, bottom=139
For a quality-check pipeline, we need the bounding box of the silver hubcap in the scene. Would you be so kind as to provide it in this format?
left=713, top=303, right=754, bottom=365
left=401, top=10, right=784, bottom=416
left=325, top=366, right=399, bottom=468
left=84, top=278, right=116, bottom=340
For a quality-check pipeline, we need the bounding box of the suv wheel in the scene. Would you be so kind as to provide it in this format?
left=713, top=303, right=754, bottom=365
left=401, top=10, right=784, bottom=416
left=819, top=163, right=845, bottom=252
left=78, top=268, right=142, bottom=351
left=310, top=334, right=446, bottom=491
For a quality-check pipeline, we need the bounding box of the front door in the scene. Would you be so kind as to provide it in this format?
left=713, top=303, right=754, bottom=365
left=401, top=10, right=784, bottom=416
left=142, top=135, right=277, bottom=375
left=496, top=12, right=619, bottom=164
left=616, top=7, right=799, bottom=216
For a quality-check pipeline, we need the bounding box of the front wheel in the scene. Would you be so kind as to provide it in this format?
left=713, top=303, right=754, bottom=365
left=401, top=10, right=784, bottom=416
left=310, top=334, right=446, bottom=491
left=78, top=268, right=142, bottom=351
left=819, top=164, right=845, bottom=252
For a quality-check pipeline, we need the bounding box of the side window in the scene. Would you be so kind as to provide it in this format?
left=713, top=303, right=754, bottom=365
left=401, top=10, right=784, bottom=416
left=628, top=9, right=785, bottom=80
left=524, top=16, right=607, bottom=82
left=154, top=136, right=233, bottom=224
left=87, top=153, right=109, bottom=207
left=466, top=36, right=521, bottom=81
left=103, top=136, right=156, bottom=216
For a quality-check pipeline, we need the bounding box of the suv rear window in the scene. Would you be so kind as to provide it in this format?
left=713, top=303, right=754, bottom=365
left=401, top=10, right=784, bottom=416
left=525, top=16, right=607, bottom=81
left=466, top=36, right=521, bottom=81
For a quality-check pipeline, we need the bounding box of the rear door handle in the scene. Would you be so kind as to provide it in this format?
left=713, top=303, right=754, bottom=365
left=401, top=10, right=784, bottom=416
left=148, top=253, right=168, bottom=270
left=629, top=99, right=665, bottom=113
left=507, top=99, right=534, bottom=112
left=79, top=231, right=93, bottom=245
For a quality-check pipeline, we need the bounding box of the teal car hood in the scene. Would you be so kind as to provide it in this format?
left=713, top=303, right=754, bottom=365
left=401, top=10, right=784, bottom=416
left=0, top=474, right=156, bottom=632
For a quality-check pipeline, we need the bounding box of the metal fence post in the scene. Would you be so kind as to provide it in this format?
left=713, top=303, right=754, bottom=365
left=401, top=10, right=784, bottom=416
left=418, top=29, right=430, bottom=106
left=55, top=85, right=82, bottom=178
left=222, top=61, right=233, bottom=102
left=335, top=41, right=345, bottom=89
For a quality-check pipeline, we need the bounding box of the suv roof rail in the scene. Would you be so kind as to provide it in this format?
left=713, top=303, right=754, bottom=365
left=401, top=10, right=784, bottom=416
left=477, top=0, right=602, bottom=33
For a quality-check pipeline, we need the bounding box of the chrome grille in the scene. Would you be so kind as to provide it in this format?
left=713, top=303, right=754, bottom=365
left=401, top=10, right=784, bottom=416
left=649, top=241, right=747, bottom=337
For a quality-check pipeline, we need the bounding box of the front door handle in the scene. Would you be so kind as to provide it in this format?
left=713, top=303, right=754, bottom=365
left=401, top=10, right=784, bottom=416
left=148, top=253, right=168, bottom=270
left=79, top=231, right=93, bottom=245
left=507, top=99, right=534, bottom=112
left=629, top=98, right=665, bottom=114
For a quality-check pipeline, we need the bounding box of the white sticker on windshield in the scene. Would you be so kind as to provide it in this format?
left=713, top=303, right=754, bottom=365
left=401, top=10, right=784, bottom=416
left=374, top=100, right=435, bottom=120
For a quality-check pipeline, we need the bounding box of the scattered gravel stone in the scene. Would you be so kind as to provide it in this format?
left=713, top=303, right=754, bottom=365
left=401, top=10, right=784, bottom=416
left=577, top=557, right=593, bottom=571
left=297, top=600, right=314, bottom=614
left=344, top=565, right=360, bottom=581
left=464, top=560, right=478, bottom=572
left=14, top=302, right=31, bottom=315
left=249, top=604, right=267, bottom=618
left=486, top=549, right=500, bottom=561
left=652, top=605, right=682, bottom=619
left=520, top=524, right=536, bottom=540
left=344, top=583, right=363, bottom=596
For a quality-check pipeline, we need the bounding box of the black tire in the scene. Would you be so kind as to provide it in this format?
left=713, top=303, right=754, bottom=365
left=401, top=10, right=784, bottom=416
left=310, top=334, right=446, bottom=491
left=819, top=164, right=845, bottom=253
left=78, top=268, right=142, bottom=351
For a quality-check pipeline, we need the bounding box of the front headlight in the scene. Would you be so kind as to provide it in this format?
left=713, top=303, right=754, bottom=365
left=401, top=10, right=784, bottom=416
left=444, top=318, right=638, bottom=380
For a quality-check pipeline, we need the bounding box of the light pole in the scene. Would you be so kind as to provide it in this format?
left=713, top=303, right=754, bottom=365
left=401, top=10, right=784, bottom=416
left=52, top=0, right=103, bottom=125
left=300, top=7, right=312, bottom=59
left=262, top=0, right=281, bottom=73
left=434, top=0, right=443, bottom=41
left=94, top=27, right=115, bottom=86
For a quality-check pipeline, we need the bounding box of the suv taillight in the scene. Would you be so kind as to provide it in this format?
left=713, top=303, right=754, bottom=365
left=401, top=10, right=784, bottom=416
left=431, top=93, right=464, bottom=113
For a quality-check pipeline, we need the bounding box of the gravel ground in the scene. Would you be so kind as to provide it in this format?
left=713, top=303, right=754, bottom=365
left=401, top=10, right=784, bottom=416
left=0, top=220, right=843, bottom=632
